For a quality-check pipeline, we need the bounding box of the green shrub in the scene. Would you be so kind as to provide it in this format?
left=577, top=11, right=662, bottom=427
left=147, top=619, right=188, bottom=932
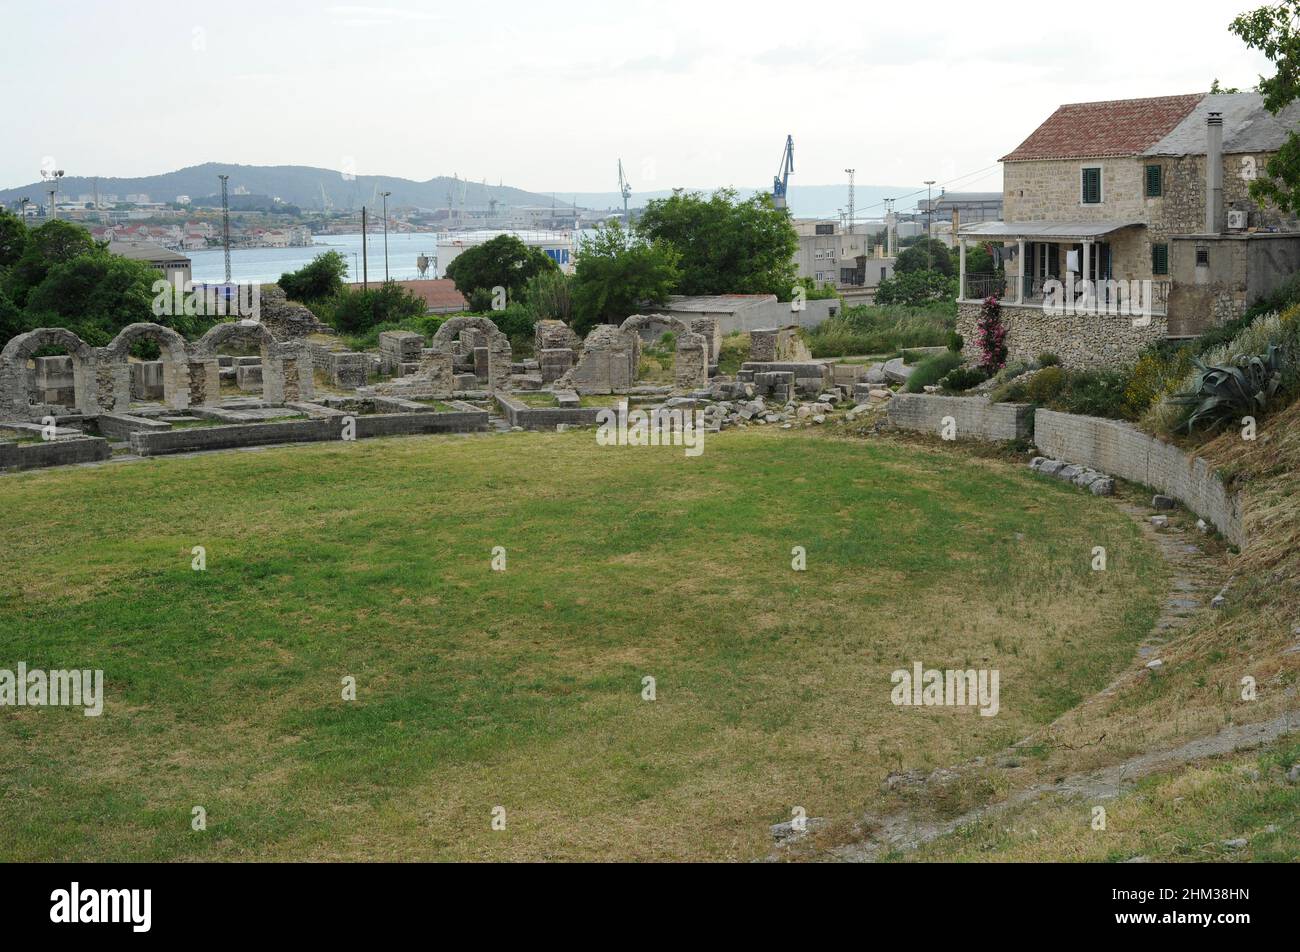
left=803, top=303, right=955, bottom=358
left=1037, top=352, right=1060, bottom=367
left=939, top=366, right=988, bottom=391
left=989, top=379, right=1028, bottom=403
left=905, top=350, right=962, bottom=392
left=1025, top=366, right=1065, bottom=403
left=1053, top=369, right=1135, bottom=419
left=947, top=331, right=964, bottom=353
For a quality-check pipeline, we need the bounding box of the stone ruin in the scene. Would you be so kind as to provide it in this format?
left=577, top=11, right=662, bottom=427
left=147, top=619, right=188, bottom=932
left=749, top=326, right=811, bottom=363
left=371, top=315, right=511, bottom=400
left=190, top=320, right=314, bottom=406
left=552, top=314, right=711, bottom=396
left=0, top=318, right=321, bottom=423
left=534, top=319, right=580, bottom=385
left=257, top=284, right=332, bottom=340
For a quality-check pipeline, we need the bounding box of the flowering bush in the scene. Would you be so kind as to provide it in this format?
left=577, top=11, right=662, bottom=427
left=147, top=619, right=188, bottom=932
left=975, top=295, right=1007, bottom=372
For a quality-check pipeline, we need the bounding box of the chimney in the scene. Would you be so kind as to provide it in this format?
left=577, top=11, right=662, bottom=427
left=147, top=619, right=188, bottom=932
left=1205, top=111, right=1223, bottom=234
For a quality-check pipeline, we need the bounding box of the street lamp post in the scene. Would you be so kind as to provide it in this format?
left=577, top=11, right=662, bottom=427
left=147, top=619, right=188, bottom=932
left=41, top=168, right=65, bottom=221
left=381, top=191, right=392, bottom=282
left=923, top=180, right=936, bottom=271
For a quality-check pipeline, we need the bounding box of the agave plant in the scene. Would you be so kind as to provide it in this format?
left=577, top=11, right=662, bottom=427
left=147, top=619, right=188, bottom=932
left=1169, top=345, right=1285, bottom=432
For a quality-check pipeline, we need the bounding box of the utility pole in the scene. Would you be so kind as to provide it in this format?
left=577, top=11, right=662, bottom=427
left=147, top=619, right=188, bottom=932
left=844, top=168, right=855, bottom=236
left=381, top=190, right=392, bottom=282
left=361, top=205, right=369, bottom=291
left=923, top=180, right=936, bottom=271
left=218, top=174, right=232, bottom=283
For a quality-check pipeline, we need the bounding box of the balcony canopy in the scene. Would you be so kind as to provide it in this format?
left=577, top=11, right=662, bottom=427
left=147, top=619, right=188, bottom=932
left=958, top=220, right=1143, bottom=241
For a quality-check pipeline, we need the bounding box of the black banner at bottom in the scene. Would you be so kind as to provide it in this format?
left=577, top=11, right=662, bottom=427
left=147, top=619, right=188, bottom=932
left=0, top=861, right=1282, bottom=938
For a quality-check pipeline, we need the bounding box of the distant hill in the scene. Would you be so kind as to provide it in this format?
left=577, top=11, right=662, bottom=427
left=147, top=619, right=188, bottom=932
left=0, top=162, right=559, bottom=213
left=1, top=163, right=925, bottom=220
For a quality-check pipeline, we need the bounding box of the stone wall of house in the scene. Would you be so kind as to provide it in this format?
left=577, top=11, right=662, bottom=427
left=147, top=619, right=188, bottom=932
left=1004, top=158, right=1148, bottom=224
left=957, top=301, right=1166, bottom=369
left=1034, top=408, right=1245, bottom=546
left=886, top=393, right=1034, bottom=442
left=1150, top=151, right=1295, bottom=240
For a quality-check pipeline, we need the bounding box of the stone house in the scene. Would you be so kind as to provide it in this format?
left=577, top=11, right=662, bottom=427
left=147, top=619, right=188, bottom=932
left=957, top=92, right=1300, bottom=368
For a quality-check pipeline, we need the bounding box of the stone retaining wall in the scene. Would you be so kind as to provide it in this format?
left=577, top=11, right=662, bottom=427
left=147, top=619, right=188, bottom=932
left=886, top=393, right=1034, bottom=442
left=1033, top=409, right=1245, bottom=546
left=129, top=410, right=488, bottom=457
left=0, top=437, right=112, bottom=471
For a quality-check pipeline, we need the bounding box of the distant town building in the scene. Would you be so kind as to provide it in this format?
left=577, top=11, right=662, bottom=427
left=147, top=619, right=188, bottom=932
left=108, top=240, right=192, bottom=284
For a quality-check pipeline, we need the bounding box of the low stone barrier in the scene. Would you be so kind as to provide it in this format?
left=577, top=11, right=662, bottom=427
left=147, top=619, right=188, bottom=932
left=494, top=393, right=605, bottom=431
left=96, top=413, right=172, bottom=440
left=0, top=437, right=112, bottom=471
left=1033, top=409, right=1245, bottom=546
left=886, top=393, right=1034, bottom=442
left=129, top=410, right=488, bottom=457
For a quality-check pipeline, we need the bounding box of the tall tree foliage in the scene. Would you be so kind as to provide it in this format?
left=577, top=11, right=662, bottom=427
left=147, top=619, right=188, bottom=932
left=636, top=188, right=797, bottom=298
left=279, top=250, right=348, bottom=303
left=444, top=234, right=558, bottom=304
left=570, top=221, right=681, bottom=335
left=1231, top=2, right=1300, bottom=213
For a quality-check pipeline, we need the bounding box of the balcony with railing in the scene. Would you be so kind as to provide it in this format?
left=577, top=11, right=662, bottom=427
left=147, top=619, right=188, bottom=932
left=961, top=273, right=1170, bottom=315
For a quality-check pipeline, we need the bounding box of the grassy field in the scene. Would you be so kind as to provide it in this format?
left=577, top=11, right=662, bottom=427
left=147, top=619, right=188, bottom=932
left=0, top=429, right=1164, bottom=861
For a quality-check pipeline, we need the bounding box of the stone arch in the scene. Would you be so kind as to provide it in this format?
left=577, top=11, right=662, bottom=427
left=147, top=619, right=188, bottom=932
left=191, top=319, right=277, bottom=358
left=618, top=313, right=692, bottom=341
left=430, top=315, right=512, bottom=391
left=618, top=313, right=708, bottom=392
left=187, top=320, right=283, bottom=406
left=102, top=323, right=191, bottom=411
left=430, top=315, right=504, bottom=350
left=0, top=328, right=99, bottom=418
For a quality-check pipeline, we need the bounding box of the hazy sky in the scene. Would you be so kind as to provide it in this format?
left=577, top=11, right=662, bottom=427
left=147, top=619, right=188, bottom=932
left=2, top=0, right=1274, bottom=193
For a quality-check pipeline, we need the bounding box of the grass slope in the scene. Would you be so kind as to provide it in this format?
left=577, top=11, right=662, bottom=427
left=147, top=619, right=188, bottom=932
left=0, top=429, right=1162, bottom=860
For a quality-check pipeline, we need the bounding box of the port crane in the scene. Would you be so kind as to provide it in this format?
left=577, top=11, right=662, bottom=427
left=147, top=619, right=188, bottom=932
left=618, top=159, right=632, bottom=227
left=773, top=135, right=794, bottom=210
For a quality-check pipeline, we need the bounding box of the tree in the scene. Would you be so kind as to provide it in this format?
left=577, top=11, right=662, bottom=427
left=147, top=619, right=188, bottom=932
left=874, top=269, right=957, bottom=307
left=444, top=234, right=558, bottom=304
left=570, top=221, right=681, bottom=335
left=964, top=243, right=995, bottom=276
left=894, top=237, right=954, bottom=277
left=279, top=250, right=347, bottom=302
left=323, top=280, right=426, bottom=335
left=636, top=188, right=797, bottom=298
left=0, top=287, right=22, bottom=343
left=1231, top=2, right=1300, bottom=213
left=524, top=269, right=573, bottom=322
left=0, top=208, right=26, bottom=270
left=5, top=219, right=98, bottom=306
left=22, top=252, right=160, bottom=345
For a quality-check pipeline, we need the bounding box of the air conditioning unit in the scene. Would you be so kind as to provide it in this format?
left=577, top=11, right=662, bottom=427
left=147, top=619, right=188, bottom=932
left=1226, top=209, right=1248, bottom=231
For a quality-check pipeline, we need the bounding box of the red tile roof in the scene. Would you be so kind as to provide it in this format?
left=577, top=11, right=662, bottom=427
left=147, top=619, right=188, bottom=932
left=1001, top=93, right=1205, bottom=161
left=348, top=278, right=466, bottom=312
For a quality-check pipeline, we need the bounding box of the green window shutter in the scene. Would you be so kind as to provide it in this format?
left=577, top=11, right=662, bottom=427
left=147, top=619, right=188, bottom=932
left=1152, top=243, right=1169, bottom=275
left=1145, top=164, right=1162, bottom=197
left=1082, top=167, right=1102, bottom=204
